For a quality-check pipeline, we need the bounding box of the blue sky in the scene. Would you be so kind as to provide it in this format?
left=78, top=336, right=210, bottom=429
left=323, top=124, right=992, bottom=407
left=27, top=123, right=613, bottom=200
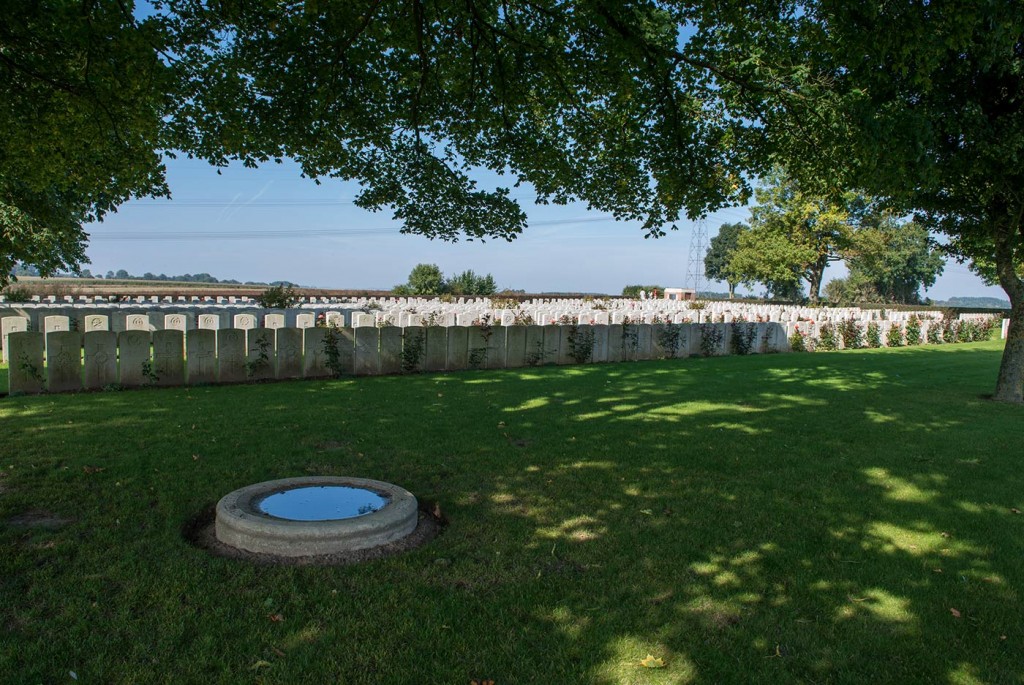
left=84, top=156, right=1006, bottom=300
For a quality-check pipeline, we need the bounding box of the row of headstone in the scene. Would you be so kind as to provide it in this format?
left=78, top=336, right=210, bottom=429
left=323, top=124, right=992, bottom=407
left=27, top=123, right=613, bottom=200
left=5, top=323, right=789, bottom=395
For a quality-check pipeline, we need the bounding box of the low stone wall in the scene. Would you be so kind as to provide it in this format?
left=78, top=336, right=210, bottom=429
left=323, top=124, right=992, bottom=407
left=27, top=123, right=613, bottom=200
left=4, top=322, right=789, bottom=395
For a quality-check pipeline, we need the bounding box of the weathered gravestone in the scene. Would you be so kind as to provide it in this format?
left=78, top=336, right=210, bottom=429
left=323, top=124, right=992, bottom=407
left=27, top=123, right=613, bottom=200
left=557, top=326, right=577, bottom=365
left=524, top=325, right=547, bottom=365
left=606, top=323, right=625, bottom=362
left=186, top=329, right=217, bottom=384
left=217, top=329, right=247, bottom=383
left=83, top=331, right=117, bottom=389
left=264, top=313, right=286, bottom=330
left=302, top=326, right=330, bottom=378
left=635, top=324, right=654, bottom=360
left=152, top=330, right=185, bottom=386
left=467, top=326, right=490, bottom=369
left=423, top=326, right=448, bottom=371
left=46, top=329, right=81, bottom=389
left=446, top=326, right=469, bottom=370
left=592, top=325, right=610, bottom=363
left=117, top=331, right=151, bottom=387
left=505, top=325, right=527, bottom=368
left=8, top=332, right=45, bottom=394
left=484, top=326, right=506, bottom=370
left=295, top=313, right=315, bottom=329
left=275, top=328, right=303, bottom=379
left=353, top=326, right=380, bottom=375
left=379, top=326, right=403, bottom=374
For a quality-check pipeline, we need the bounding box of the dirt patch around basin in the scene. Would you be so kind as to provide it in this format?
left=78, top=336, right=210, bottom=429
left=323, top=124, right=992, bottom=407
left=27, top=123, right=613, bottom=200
left=183, top=500, right=446, bottom=566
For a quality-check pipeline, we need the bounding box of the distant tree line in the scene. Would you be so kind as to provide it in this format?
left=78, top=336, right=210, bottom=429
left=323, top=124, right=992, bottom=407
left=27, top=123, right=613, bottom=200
left=393, top=264, right=498, bottom=296
left=621, top=285, right=663, bottom=298
left=9, top=263, right=291, bottom=287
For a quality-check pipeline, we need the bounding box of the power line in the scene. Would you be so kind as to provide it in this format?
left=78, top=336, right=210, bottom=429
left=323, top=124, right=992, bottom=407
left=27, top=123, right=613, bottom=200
left=88, top=215, right=625, bottom=241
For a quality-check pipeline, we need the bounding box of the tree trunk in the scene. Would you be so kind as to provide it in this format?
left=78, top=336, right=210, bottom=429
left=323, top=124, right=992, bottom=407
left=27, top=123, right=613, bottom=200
left=806, top=255, right=829, bottom=304
left=994, top=297, right=1024, bottom=402
left=728, top=282, right=736, bottom=299
left=992, top=218, right=1024, bottom=403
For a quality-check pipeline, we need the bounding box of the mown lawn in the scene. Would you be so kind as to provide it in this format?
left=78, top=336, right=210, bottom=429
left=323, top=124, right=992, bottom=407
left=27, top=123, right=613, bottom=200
left=1, top=341, right=1022, bottom=684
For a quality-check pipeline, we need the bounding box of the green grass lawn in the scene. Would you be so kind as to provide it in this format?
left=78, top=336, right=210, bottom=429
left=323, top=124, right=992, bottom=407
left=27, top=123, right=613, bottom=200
left=2, top=341, right=1022, bottom=684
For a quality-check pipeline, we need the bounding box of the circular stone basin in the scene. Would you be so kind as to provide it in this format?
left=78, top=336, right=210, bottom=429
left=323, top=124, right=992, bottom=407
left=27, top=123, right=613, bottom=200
left=215, top=477, right=418, bottom=557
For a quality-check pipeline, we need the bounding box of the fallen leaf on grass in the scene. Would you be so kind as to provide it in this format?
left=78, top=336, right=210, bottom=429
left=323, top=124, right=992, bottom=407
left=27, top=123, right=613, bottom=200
left=268, top=613, right=284, bottom=622
left=640, top=654, right=665, bottom=668
left=272, top=647, right=285, bottom=657
left=470, top=679, right=495, bottom=685
left=251, top=660, right=272, bottom=671
left=82, top=466, right=105, bottom=474
left=940, top=531, right=952, bottom=539
left=950, top=608, right=961, bottom=618
left=1011, top=508, right=1021, bottom=515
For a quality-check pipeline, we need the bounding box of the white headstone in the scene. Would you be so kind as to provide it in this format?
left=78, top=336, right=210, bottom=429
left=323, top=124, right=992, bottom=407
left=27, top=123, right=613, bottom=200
left=126, top=314, right=152, bottom=331
left=84, top=314, right=109, bottom=332
left=1, top=316, right=30, bottom=364
left=164, top=313, right=190, bottom=332
left=233, top=313, right=257, bottom=330
left=198, top=314, right=222, bottom=330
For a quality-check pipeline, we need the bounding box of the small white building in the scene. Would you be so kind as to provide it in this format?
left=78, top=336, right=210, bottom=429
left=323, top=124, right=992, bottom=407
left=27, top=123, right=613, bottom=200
left=662, top=287, right=696, bottom=301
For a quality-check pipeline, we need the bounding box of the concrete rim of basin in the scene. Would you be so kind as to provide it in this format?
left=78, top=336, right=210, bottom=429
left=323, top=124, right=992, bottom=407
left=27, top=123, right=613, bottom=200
left=215, top=476, right=418, bottom=557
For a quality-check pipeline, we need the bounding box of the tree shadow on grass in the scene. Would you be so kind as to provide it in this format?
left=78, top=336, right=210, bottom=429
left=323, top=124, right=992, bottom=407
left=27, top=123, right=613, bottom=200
left=1, top=344, right=1021, bottom=683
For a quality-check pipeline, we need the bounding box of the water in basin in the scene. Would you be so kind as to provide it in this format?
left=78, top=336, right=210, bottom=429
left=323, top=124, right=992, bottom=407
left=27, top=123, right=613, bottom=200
left=257, top=485, right=389, bottom=521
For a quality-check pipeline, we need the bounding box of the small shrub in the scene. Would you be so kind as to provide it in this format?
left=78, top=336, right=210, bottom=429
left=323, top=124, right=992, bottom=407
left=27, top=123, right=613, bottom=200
left=245, top=336, right=272, bottom=379
left=941, top=311, right=959, bottom=342
left=567, top=324, right=595, bottom=363
left=401, top=330, right=425, bottom=373
left=699, top=323, right=724, bottom=357
left=927, top=323, right=942, bottom=344
left=621, top=319, right=639, bottom=358
left=322, top=326, right=345, bottom=378
left=865, top=322, right=882, bottom=348
left=729, top=322, right=757, bottom=355
left=256, top=284, right=299, bottom=309
left=886, top=324, right=905, bottom=347
left=525, top=340, right=548, bottom=366
left=656, top=323, right=686, bottom=358
left=141, top=359, right=159, bottom=385
left=838, top=319, right=863, bottom=349
left=817, top=323, right=839, bottom=351
left=789, top=328, right=807, bottom=352
left=468, top=315, right=493, bottom=369
left=905, top=315, right=922, bottom=345
left=2, top=286, right=33, bottom=302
